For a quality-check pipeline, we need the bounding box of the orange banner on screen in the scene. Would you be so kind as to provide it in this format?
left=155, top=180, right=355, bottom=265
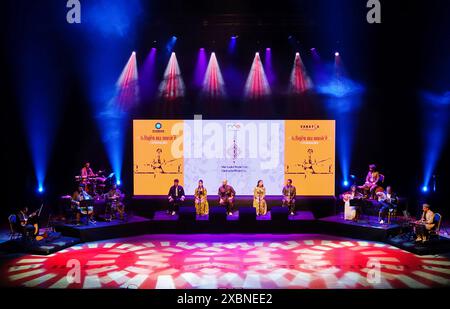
left=285, top=120, right=335, bottom=195
left=133, top=120, right=184, bottom=195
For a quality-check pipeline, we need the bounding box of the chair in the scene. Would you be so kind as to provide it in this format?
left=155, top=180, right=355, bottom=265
left=8, top=214, right=22, bottom=240
left=429, top=213, right=442, bottom=238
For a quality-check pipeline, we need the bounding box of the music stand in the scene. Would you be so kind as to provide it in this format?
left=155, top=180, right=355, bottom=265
left=80, top=199, right=95, bottom=225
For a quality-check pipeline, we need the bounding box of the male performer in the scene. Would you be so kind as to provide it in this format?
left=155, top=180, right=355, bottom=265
left=414, top=204, right=436, bottom=243
left=218, top=180, right=236, bottom=216
left=282, top=179, right=297, bottom=216
left=72, top=185, right=96, bottom=224
left=81, top=162, right=96, bottom=178
left=105, top=184, right=125, bottom=221
left=167, top=179, right=185, bottom=215
left=377, top=186, right=398, bottom=224
left=16, top=206, right=39, bottom=238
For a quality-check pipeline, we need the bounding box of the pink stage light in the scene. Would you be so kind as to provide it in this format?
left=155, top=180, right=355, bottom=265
left=244, top=52, right=271, bottom=99
left=158, top=52, right=185, bottom=100
left=202, top=52, right=226, bottom=98
left=289, top=52, right=313, bottom=94
left=116, top=51, right=139, bottom=110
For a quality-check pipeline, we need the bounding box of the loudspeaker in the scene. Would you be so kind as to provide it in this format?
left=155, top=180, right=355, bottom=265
left=271, top=206, right=289, bottom=221
left=178, top=206, right=196, bottom=221
left=209, top=206, right=227, bottom=222
left=238, top=206, right=256, bottom=221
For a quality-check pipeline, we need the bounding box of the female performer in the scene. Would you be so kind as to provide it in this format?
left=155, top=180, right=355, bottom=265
left=194, top=180, right=209, bottom=216
left=253, top=180, right=267, bottom=216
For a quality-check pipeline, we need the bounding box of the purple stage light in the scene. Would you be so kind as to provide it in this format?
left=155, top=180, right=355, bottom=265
left=194, top=48, right=208, bottom=87
left=139, top=48, right=157, bottom=100
left=335, top=52, right=340, bottom=56
left=264, top=47, right=275, bottom=85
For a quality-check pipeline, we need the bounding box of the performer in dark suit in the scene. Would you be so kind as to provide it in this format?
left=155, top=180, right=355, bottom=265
left=218, top=180, right=236, bottom=216
left=167, top=179, right=185, bottom=215
left=377, top=186, right=398, bottom=224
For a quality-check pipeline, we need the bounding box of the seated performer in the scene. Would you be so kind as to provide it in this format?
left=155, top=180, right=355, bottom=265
left=168, top=179, right=185, bottom=216
left=414, top=203, right=436, bottom=243
left=218, top=180, right=236, bottom=216
left=342, top=185, right=364, bottom=221
left=253, top=180, right=267, bottom=216
left=282, top=179, right=297, bottom=216
left=16, top=206, right=39, bottom=239
left=105, top=184, right=125, bottom=221
left=358, top=164, right=380, bottom=199
left=377, top=186, right=398, bottom=224
left=71, top=185, right=96, bottom=224
left=194, top=180, right=209, bottom=216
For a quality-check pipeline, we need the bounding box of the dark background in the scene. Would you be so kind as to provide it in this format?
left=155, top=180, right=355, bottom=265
left=2, top=0, right=449, bottom=218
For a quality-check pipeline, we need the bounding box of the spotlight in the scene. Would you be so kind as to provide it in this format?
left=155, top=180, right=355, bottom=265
left=421, top=185, right=428, bottom=193
left=343, top=180, right=349, bottom=187
left=335, top=52, right=340, bottom=56
left=310, top=47, right=316, bottom=51
left=266, top=47, right=271, bottom=51
left=116, top=179, right=121, bottom=186
left=37, top=186, right=44, bottom=194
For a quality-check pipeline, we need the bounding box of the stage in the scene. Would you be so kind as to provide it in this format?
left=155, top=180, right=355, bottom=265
left=1, top=233, right=450, bottom=289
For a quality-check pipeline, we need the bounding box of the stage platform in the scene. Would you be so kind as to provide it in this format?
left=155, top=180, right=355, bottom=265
left=318, top=215, right=402, bottom=242
left=54, top=216, right=151, bottom=242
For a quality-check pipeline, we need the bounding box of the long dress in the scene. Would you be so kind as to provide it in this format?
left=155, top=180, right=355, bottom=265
left=253, top=187, right=267, bottom=215
left=194, top=187, right=209, bottom=215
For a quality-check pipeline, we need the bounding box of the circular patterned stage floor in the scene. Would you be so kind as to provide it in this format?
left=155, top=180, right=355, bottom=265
left=1, top=234, right=450, bottom=289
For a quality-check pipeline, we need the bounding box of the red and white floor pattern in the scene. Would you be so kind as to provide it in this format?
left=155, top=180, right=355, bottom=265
left=1, top=234, right=450, bottom=289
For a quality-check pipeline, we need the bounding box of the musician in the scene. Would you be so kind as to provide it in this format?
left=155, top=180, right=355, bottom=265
left=71, top=185, right=96, bottom=224
left=81, top=162, right=96, bottom=178
left=377, top=186, right=398, bottom=224
left=194, top=180, right=209, bottom=216
left=218, top=180, right=236, bottom=216
left=16, top=206, right=39, bottom=238
left=105, top=184, right=125, bottom=221
left=282, top=179, right=297, bottom=216
left=167, top=179, right=185, bottom=215
left=342, top=185, right=364, bottom=221
left=414, top=204, right=435, bottom=243
left=253, top=180, right=267, bottom=216
left=358, top=164, right=380, bottom=198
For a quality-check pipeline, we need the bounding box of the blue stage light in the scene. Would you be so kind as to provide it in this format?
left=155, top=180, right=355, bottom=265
left=421, top=91, right=450, bottom=192
left=166, top=36, right=178, bottom=54
left=422, top=186, right=429, bottom=193
left=317, top=56, right=365, bottom=189
left=116, top=179, right=121, bottom=186
left=37, top=186, right=44, bottom=194
left=343, top=180, right=349, bottom=187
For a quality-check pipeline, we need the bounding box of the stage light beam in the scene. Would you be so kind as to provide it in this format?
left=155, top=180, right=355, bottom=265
left=202, top=52, right=227, bottom=98
left=244, top=52, right=271, bottom=99
left=289, top=52, right=313, bottom=94
left=158, top=52, right=185, bottom=100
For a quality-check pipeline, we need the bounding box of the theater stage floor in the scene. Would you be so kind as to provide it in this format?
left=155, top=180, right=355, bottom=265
left=1, top=234, right=449, bottom=289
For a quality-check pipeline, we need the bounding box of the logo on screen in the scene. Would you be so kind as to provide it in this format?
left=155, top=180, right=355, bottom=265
left=226, top=123, right=242, bottom=131
left=300, top=124, right=320, bottom=130
left=155, top=122, right=162, bottom=129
